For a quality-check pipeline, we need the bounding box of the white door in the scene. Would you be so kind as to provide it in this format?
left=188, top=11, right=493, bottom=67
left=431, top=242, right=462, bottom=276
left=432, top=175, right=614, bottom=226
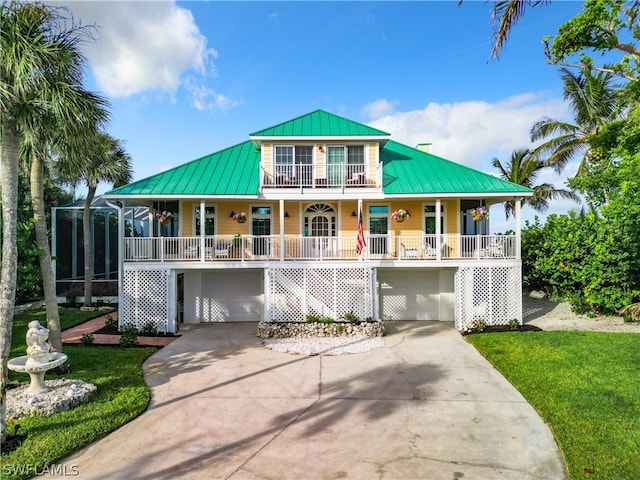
left=183, top=270, right=263, bottom=322
left=378, top=269, right=440, bottom=320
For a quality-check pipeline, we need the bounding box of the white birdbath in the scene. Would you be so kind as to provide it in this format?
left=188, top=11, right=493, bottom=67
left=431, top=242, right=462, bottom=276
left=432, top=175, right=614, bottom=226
left=7, top=320, right=68, bottom=394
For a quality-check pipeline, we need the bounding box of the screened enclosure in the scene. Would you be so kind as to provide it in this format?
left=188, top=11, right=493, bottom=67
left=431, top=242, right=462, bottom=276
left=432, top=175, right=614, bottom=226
left=52, top=196, right=153, bottom=301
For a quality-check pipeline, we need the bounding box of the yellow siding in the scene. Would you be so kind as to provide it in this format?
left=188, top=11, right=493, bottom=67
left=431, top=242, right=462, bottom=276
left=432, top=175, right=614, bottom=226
left=179, top=200, right=460, bottom=253
left=263, top=143, right=272, bottom=164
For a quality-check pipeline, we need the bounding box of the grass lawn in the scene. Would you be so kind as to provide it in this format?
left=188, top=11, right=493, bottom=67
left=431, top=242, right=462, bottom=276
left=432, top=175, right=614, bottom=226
left=467, top=331, right=640, bottom=480
left=2, top=308, right=156, bottom=480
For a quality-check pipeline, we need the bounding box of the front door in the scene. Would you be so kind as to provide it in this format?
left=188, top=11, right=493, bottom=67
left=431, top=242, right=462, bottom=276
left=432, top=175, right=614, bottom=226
left=251, top=206, right=272, bottom=256
left=304, top=203, right=336, bottom=258
left=368, top=205, right=388, bottom=256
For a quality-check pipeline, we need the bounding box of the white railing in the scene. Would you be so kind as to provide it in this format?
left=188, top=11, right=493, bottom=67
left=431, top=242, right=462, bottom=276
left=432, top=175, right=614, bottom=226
left=124, top=234, right=517, bottom=262
left=260, top=162, right=381, bottom=189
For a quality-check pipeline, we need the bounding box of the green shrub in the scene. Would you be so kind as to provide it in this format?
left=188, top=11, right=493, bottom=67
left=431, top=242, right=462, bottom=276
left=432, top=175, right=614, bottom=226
left=119, top=323, right=139, bottom=348
left=80, top=333, right=94, bottom=346
left=522, top=213, right=638, bottom=315
left=340, top=310, right=360, bottom=323
left=139, top=323, right=158, bottom=335
left=508, top=318, right=519, bottom=331
left=104, top=315, right=118, bottom=329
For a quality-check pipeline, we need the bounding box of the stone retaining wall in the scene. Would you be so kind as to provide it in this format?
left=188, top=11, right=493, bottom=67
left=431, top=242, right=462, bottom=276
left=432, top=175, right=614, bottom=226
left=257, top=321, right=385, bottom=339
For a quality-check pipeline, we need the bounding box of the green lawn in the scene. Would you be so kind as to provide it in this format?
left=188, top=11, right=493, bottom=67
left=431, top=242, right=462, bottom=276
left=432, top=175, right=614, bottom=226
left=467, top=331, right=640, bottom=480
left=2, top=308, right=156, bottom=480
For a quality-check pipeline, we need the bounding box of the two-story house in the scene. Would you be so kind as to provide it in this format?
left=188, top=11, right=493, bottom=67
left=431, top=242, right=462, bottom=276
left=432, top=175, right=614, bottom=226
left=104, top=110, right=532, bottom=333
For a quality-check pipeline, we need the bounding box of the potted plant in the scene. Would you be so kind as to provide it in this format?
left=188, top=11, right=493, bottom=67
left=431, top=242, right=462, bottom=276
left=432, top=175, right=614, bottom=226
left=156, top=210, right=173, bottom=225
left=391, top=209, right=410, bottom=222
left=470, top=207, right=489, bottom=222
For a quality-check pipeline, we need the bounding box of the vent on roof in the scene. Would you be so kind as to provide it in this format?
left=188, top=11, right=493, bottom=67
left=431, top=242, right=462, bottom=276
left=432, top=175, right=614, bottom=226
left=416, top=143, right=432, bottom=153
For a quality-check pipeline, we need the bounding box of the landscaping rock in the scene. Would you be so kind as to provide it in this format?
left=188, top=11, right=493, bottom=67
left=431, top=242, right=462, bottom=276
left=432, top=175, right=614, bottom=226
left=6, top=379, right=97, bottom=417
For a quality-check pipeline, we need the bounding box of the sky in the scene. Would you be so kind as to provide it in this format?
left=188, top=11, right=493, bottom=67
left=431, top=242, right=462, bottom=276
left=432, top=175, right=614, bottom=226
left=52, top=0, right=587, bottom=233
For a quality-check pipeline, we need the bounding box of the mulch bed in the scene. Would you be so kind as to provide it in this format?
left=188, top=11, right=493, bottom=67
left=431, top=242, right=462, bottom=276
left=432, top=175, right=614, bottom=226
left=93, top=324, right=179, bottom=338
left=461, top=324, right=543, bottom=336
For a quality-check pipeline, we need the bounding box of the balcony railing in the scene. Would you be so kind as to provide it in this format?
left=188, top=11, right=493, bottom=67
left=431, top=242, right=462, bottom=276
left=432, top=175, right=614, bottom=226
left=260, top=162, right=381, bottom=189
left=124, top=234, right=517, bottom=262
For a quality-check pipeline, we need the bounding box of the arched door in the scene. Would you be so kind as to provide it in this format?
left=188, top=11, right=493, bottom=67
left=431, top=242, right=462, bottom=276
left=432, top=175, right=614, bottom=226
left=304, top=203, right=336, bottom=258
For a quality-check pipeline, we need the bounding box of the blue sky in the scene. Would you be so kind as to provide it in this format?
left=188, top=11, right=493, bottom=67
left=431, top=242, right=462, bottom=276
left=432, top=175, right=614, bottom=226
left=56, top=0, right=586, bottom=232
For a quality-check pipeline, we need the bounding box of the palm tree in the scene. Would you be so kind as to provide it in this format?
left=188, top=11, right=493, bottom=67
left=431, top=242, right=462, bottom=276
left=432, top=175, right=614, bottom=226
left=530, top=67, right=621, bottom=176
left=492, top=148, right=581, bottom=218
left=0, top=1, right=105, bottom=441
left=57, top=133, right=133, bottom=307
left=489, top=0, right=549, bottom=58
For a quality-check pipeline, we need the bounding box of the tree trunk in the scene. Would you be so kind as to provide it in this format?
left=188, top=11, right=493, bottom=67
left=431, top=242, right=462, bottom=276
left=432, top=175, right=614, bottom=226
left=82, top=184, right=96, bottom=306
left=0, top=119, right=21, bottom=443
left=30, top=155, right=62, bottom=352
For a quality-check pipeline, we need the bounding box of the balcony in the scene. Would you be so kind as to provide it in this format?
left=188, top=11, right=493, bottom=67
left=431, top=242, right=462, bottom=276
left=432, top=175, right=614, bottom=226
left=124, top=234, right=517, bottom=263
left=260, top=162, right=381, bottom=190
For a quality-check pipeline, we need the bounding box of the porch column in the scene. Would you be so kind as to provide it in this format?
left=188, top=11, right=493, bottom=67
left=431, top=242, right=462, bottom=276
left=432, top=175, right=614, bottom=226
left=280, top=199, right=285, bottom=261
left=515, top=198, right=522, bottom=260
left=435, top=198, right=442, bottom=261
left=105, top=200, right=124, bottom=310
left=200, top=199, right=205, bottom=262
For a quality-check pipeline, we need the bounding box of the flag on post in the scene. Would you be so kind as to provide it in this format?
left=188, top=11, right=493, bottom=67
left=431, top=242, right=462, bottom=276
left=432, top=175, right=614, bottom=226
left=356, top=204, right=366, bottom=255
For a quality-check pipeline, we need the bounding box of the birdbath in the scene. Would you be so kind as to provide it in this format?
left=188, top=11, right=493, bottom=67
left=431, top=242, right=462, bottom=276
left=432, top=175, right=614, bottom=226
left=7, top=320, right=67, bottom=394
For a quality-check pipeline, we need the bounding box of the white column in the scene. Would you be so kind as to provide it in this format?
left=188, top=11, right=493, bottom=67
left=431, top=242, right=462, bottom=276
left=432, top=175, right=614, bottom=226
left=515, top=198, right=522, bottom=260
left=435, top=198, right=442, bottom=261
left=200, top=199, right=205, bottom=262
left=280, top=199, right=285, bottom=261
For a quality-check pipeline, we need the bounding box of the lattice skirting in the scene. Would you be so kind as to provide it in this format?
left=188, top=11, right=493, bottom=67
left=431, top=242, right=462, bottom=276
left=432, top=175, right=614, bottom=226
left=267, top=266, right=373, bottom=322
left=122, top=268, right=172, bottom=333
left=454, top=265, right=522, bottom=331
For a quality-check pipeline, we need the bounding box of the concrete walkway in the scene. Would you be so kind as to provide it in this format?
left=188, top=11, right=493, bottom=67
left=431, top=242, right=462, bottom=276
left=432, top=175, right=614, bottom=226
left=54, top=322, right=566, bottom=480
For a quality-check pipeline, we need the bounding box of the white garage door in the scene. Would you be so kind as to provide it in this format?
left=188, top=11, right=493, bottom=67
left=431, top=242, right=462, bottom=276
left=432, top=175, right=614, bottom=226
left=378, top=269, right=440, bottom=320
left=184, top=270, right=263, bottom=322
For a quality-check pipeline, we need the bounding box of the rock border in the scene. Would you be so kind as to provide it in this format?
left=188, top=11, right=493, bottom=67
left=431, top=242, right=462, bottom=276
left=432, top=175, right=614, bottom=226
left=257, top=320, right=385, bottom=339
left=7, top=379, right=97, bottom=417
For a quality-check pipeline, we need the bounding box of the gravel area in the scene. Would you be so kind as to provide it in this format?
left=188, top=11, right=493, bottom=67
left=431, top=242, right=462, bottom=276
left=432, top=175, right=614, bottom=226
left=523, top=290, right=640, bottom=333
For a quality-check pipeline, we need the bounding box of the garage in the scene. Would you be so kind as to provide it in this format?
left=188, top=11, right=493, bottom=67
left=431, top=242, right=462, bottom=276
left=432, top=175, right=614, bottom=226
left=378, top=268, right=454, bottom=321
left=183, top=269, right=264, bottom=323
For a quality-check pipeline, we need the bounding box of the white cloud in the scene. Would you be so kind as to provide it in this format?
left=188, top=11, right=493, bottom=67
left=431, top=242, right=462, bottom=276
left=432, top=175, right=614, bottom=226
left=369, top=93, right=568, bottom=169
left=185, top=80, right=242, bottom=112
left=57, top=0, right=232, bottom=108
left=362, top=98, right=397, bottom=120
left=369, top=94, right=581, bottom=232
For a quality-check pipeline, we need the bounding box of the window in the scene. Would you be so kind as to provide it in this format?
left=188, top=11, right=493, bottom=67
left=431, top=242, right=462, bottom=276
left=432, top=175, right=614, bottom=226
left=194, top=206, right=215, bottom=235
left=274, top=146, right=294, bottom=182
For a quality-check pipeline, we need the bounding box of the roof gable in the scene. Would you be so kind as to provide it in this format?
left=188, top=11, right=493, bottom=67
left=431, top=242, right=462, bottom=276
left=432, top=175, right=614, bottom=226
left=249, top=110, right=390, bottom=138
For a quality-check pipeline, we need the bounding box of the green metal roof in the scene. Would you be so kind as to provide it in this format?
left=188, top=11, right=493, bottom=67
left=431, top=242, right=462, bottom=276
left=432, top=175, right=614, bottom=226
left=108, top=141, right=260, bottom=197
left=381, top=140, right=532, bottom=195
left=106, top=111, right=532, bottom=198
left=249, top=110, right=390, bottom=137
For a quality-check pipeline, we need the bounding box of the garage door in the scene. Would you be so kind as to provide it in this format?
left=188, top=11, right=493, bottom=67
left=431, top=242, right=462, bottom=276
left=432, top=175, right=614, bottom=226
left=378, top=269, right=440, bottom=320
left=184, top=270, right=263, bottom=322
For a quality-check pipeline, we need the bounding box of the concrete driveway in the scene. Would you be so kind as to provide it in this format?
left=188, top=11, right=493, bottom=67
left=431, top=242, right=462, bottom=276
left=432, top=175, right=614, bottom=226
left=55, top=322, right=566, bottom=480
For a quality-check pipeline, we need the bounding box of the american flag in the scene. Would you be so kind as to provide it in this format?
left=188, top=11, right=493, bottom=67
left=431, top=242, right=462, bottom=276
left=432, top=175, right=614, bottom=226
left=356, top=205, right=366, bottom=255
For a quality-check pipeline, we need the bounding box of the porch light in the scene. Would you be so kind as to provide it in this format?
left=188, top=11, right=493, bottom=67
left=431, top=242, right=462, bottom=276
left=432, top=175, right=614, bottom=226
left=229, top=211, right=235, bottom=218
left=284, top=211, right=290, bottom=218
left=351, top=211, right=357, bottom=217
